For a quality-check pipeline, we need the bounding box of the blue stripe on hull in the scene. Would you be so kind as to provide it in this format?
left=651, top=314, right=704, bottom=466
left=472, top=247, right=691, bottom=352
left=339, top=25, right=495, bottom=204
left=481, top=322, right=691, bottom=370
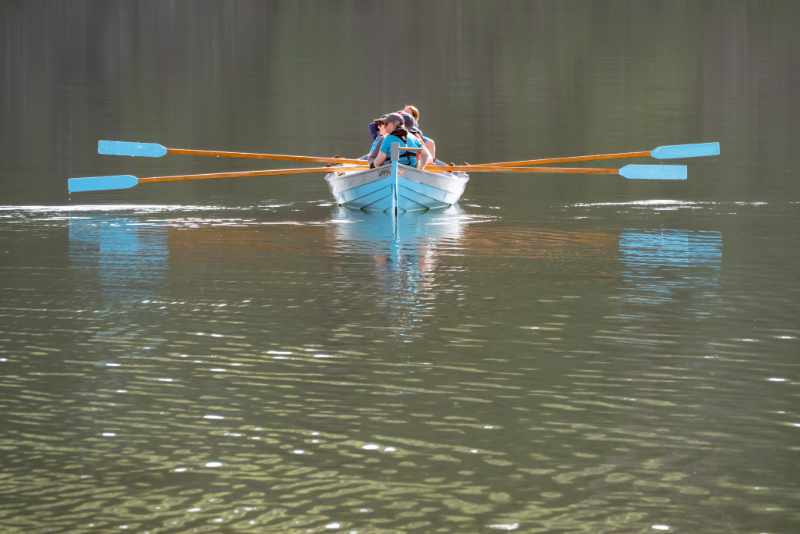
left=337, top=176, right=392, bottom=211
left=398, top=188, right=447, bottom=211
left=340, top=185, right=392, bottom=208
left=400, top=178, right=452, bottom=205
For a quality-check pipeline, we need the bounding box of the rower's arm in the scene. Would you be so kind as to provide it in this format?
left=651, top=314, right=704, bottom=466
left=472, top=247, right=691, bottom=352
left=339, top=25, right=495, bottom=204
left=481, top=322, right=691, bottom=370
left=417, top=145, right=432, bottom=169
left=423, top=138, right=436, bottom=161
left=373, top=150, right=387, bottom=167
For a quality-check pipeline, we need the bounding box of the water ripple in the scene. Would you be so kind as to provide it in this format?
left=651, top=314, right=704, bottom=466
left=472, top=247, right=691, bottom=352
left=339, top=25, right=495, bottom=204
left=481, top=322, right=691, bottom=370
left=1, top=201, right=799, bottom=531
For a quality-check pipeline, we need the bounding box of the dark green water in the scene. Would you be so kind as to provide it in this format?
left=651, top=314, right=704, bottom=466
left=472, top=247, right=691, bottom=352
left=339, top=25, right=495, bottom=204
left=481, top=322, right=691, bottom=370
left=2, top=1, right=800, bottom=532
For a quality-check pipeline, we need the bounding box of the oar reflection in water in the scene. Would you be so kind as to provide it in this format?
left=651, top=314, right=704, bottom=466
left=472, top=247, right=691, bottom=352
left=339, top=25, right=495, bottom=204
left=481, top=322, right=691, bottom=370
left=69, top=215, right=168, bottom=302
left=68, top=213, right=171, bottom=384
left=619, top=229, right=722, bottom=304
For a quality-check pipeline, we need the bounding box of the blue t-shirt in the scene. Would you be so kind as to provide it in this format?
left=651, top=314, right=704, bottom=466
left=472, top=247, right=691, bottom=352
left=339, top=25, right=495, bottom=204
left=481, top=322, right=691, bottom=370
left=380, top=133, right=423, bottom=166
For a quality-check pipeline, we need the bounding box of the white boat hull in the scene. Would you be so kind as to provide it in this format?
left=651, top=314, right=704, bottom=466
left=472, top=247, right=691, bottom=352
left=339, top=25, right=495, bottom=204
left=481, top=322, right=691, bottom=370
left=324, top=164, right=469, bottom=212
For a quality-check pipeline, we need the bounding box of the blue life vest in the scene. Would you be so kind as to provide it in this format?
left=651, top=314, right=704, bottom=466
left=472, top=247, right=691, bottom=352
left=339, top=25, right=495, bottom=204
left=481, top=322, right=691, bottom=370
left=380, top=133, right=421, bottom=166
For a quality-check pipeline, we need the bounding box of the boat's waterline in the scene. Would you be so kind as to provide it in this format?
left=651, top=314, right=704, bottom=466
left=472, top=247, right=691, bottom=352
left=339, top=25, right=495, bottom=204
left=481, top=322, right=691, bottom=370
left=324, top=164, right=469, bottom=213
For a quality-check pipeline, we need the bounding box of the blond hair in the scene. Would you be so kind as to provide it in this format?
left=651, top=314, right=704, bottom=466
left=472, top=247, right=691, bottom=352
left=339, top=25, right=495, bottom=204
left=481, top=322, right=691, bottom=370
left=404, top=105, right=420, bottom=122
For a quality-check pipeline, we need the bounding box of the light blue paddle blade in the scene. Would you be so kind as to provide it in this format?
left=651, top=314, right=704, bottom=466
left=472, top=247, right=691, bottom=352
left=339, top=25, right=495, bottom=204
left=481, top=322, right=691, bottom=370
left=68, top=175, right=140, bottom=193
left=619, top=164, right=687, bottom=180
left=651, top=142, right=720, bottom=159
left=98, top=140, right=167, bottom=158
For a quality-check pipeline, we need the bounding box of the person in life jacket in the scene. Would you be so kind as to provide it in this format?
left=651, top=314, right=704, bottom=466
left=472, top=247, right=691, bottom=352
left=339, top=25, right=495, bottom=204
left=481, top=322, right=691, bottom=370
left=399, top=111, right=436, bottom=162
left=403, top=104, right=437, bottom=162
left=371, top=112, right=431, bottom=169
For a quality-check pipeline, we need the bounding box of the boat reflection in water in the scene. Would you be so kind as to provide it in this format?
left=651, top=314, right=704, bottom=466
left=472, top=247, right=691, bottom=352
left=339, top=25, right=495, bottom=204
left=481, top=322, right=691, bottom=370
left=330, top=205, right=466, bottom=253
left=65, top=204, right=471, bottom=338
left=328, top=206, right=468, bottom=338
left=618, top=229, right=722, bottom=304
left=69, top=214, right=168, bottom=302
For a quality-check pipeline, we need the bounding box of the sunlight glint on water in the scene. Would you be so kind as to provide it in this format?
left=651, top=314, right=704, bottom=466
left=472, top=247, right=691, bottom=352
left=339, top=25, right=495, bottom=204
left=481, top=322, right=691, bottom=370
left=0, top=200, right=799, bottom=531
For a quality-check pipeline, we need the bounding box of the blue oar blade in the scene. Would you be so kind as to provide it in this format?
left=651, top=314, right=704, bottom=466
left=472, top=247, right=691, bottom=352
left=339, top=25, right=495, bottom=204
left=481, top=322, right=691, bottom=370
left=68, top=175, right=140, bottom=193
left=619, top=164, right=687, bottom=181
left=98, top=140, right=167, bottom=158
left=651, top=142, right=720, bottom=159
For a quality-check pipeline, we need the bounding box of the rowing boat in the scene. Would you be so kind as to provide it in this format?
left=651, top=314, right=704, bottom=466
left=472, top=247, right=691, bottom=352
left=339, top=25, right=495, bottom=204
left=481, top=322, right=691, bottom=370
left=324, top=160, right=469, bottom=212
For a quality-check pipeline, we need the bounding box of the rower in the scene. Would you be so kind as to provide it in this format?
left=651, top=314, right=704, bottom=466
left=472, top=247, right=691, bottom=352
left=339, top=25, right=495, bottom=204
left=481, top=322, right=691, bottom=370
left=372, top=113, right=431, bottom=169
left=366, top=117, right=386, bottom=168
left=404, top=104, right=420, bottom=122
left=399, top=111, right=429, bottom=156
left=403, top=104, right=436, bottom=161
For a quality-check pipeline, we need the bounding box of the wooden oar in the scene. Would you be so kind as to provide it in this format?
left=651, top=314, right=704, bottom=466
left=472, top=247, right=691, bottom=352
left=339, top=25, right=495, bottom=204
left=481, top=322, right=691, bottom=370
left=469, top=142, right=720, bottom=167
left=429, top=163, right=687, bottom=180
left=98, top=140, right=718, bottom=169
left=69, top=162, right=687, bottom=193
left=67, top=165, right=364, bottom=193
left=98, top=140, right=368, bottom=166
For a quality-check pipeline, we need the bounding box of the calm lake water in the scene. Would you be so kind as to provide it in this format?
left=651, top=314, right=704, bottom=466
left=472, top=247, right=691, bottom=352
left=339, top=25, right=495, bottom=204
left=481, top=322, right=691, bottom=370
left=2, top=1, right=800, bottom=532
left=2, top=199, right=799, bottom=532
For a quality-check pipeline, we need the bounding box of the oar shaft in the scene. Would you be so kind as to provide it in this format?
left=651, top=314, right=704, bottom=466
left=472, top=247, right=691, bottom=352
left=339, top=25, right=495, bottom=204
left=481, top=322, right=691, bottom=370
left=470, top=142, right=719, bottom=167
left=166, top=147, right=367, bottom=166
left=470, top=151, right=652, bottom=167
left=67, top=160, right=685, bottom=193
left=430, top=165, right=619, bottom=175
left=98, top=140, right=369, bottom=165
left=139, top=166, right=364, bottom=184
left=429, top=163, right=686, bottom=179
